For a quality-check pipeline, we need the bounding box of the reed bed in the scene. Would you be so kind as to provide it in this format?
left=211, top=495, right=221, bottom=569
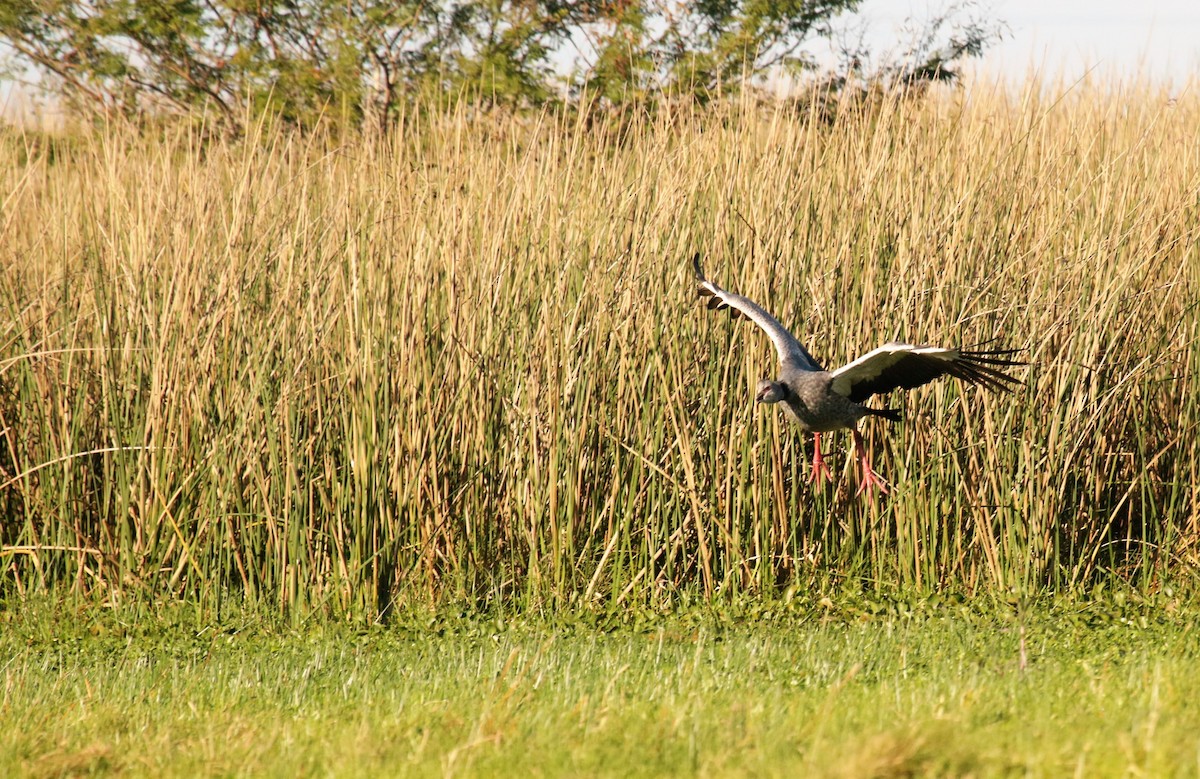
left=2, top=81, right=1198, bottom=618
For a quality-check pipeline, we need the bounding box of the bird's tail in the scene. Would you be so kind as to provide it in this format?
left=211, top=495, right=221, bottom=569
left=866, top=406, right=902, bottom=423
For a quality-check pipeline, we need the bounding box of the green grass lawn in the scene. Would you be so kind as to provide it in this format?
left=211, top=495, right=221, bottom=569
left=4, top=596, right=1199, bottom=778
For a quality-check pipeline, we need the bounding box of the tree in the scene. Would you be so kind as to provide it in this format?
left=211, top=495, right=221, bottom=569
left=0, top=1, right=1002, bottom=131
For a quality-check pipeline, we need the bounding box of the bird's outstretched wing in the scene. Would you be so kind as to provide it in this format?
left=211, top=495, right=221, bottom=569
left=693, top=254, right=822, bottom=371
left=829, top=343, right=1023, bottom=402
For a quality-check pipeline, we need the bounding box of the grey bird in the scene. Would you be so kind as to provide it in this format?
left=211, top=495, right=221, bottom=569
left=693, top=254, right=1022, bottom=494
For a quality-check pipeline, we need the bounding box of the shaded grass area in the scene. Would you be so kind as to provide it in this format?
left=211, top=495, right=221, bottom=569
left=4, top=594, right=1200, bottom=777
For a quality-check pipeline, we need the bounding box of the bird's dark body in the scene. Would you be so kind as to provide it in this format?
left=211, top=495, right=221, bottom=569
left=777, top=367, right=876, bottom=433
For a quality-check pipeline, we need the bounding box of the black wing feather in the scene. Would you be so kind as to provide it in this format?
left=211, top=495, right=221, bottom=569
left=839, top=348, right=1024, bottom=403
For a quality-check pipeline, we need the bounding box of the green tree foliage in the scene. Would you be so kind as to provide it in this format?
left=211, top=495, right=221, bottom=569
left=0, top=1, right=1000, bottom=130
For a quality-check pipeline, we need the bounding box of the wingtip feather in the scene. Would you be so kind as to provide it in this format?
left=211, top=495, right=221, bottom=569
left=961, top=348, right=1029, bottom=368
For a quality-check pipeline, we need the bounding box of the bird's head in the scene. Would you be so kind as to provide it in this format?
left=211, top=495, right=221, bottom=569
left=755, top=379, right=787, bottom=404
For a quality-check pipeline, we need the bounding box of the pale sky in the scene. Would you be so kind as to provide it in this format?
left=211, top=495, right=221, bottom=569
left=854, top=0, right=1200, bottom=86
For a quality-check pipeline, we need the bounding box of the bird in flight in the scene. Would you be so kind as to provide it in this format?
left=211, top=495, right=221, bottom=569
left=693, top=254, right=1022, bottom=494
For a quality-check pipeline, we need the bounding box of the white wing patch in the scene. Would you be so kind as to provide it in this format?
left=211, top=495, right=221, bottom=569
left=830, top=344, right=956, bottom=395
left=830, top=342, right=1020, bottom=402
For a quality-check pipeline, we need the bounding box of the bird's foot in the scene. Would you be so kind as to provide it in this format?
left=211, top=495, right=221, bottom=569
left=851, top=429, right=889, bottom=496
left=807, top=434, right=832, bottom=485
left=807, top=456, right=832, bottom=485
left=855, top=463, right=890, bottom=496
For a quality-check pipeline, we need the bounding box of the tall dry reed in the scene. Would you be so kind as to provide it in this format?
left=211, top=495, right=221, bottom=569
left=2, top=81, right=1198, bottom=618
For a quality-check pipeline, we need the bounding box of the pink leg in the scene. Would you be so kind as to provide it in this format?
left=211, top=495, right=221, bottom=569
left=852, top=429, right=890, bottom=496
left=807, top=432, right=832, bottom=485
